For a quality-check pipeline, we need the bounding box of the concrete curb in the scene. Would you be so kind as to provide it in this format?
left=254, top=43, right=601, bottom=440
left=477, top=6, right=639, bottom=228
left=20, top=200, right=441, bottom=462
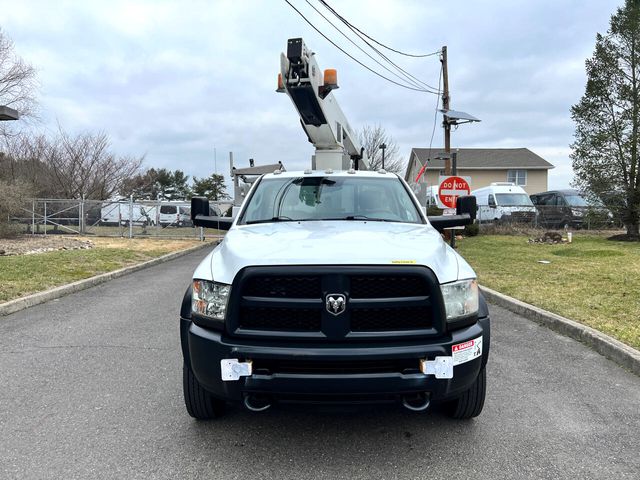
left=480, top=285, right=640, bottom=376
left=0, top=241, right=215, bottom=317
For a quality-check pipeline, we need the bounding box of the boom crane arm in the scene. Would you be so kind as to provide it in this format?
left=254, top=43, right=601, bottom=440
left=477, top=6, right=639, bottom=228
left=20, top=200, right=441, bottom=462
left=277, top=38, right=369, bottom=171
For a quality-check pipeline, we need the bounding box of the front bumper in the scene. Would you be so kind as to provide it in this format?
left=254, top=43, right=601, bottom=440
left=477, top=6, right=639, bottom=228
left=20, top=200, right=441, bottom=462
left=181, top=317, right=490, bottom=404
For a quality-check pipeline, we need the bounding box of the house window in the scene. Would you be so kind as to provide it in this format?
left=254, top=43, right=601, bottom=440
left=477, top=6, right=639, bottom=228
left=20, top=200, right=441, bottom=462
left=507, top=169, right=527, bottom=186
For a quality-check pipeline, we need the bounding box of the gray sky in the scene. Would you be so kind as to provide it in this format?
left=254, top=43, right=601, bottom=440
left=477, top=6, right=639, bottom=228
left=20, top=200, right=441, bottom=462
left=1, top=0, right=621, bottom=189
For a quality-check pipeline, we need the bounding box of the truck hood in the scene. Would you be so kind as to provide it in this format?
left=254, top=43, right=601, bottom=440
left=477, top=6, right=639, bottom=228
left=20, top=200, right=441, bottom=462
left=193, top=221, right=475, bottom=285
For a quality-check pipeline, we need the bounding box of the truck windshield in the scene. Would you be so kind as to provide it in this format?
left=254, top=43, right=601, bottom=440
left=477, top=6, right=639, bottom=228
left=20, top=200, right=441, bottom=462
left=240, top=176, right=423, bottom=225
left=495, top=193, right=533, bottom=206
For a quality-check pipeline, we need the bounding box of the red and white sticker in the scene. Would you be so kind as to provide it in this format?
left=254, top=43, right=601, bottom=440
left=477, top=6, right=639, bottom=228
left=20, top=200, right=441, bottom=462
left=452, top=336, right=483, bottom=366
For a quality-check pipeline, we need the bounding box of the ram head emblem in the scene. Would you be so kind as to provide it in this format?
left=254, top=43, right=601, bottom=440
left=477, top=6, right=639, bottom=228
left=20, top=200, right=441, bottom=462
left=326, top=294, right=346, bottom=316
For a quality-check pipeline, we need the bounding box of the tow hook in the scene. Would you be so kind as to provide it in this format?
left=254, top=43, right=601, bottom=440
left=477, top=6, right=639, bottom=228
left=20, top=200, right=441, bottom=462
left=402, top=393, right=431, bottom=412
left=244, top=394, right=272, bottom=412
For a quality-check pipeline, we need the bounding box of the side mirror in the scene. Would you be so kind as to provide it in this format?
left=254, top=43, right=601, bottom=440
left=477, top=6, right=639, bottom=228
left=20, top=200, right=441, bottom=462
left=427, top=195, right=477, bottom=233
left=191, top=196, right=233, bottom=231
left=191, top=196, right=209, bottom=220
left=456, top=195, right=477, bottom=221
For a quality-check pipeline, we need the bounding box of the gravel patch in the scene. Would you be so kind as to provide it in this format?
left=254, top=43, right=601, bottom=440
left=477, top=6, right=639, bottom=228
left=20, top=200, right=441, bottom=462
left=0, top=235, right=94, bottom=256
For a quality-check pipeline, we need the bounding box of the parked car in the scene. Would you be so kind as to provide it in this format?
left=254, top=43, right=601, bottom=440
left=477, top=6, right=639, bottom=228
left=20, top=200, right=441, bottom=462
left=471, top=183, right=537, bottom=224
left=530, top=189, right=614, bottom=229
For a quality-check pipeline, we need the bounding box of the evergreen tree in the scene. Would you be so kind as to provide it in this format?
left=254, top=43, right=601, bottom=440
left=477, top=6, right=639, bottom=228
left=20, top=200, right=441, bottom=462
left=192, top=173, right=229, bottom=201
left=571, top=0, right=640, bottom=239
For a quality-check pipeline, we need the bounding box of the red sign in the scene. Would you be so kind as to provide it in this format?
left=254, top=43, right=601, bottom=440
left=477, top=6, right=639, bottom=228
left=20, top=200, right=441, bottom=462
left=438, top=176, right=470, bottom=209
left=452, top=339, right=474, bottom=352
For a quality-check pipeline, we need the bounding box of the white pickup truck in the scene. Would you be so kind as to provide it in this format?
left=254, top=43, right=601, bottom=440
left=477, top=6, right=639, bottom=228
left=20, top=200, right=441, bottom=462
left=179, top=168, right=490, bottom=419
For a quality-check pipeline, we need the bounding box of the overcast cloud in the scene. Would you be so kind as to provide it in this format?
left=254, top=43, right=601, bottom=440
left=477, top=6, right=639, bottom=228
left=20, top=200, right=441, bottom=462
left=1, top=0, right=622, bottom=189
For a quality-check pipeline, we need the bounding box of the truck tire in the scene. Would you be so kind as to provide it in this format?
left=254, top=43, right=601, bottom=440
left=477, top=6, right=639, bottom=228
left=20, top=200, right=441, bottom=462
left=445, top=367, right=486, bottom=419
left=183, top=363, right=225, bottom=420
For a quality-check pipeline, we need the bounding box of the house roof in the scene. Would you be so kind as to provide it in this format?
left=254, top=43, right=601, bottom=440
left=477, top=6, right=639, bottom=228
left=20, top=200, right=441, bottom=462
left=409, top=148, right=555, bottom=172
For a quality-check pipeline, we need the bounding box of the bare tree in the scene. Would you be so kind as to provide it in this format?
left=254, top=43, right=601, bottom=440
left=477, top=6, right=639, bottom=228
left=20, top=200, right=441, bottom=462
left=0, top=28, right=38, bottom=137
left=48, top=128, right=144, bottom=199
left=0, top=179, right=33, bottom=237
left=358, top=124, right=404, bottom=173
left=0, top=132, right=51, bottom=196
left=1, top=128, right=143, bottom=199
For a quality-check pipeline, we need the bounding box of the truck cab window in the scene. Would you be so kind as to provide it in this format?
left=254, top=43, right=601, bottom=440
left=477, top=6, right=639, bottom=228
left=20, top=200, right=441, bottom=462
left=240, top=176, right=423, bottom=225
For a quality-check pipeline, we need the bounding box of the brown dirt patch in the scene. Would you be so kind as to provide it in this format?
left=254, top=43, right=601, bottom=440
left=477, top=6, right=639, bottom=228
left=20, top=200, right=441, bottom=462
left=0, top=236, right=94, bottom=256
left=0, top=235, right=206, bottom=256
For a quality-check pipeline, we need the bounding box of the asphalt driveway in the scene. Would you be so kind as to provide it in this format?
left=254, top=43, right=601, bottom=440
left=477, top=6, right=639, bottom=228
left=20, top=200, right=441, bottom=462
left=1, top=249, right=638, bottom=479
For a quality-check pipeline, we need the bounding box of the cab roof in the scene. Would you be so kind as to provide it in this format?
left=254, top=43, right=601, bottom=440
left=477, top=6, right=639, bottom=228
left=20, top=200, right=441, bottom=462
left=262, top=169, right=398, bottom=179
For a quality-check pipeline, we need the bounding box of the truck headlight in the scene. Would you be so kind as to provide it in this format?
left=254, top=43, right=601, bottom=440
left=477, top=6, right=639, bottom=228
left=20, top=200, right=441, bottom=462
left=571, top=209, right=584, bottom=217
left=441, top=279, right=478, bottom=321
left=192, top=280, right=230, bottom=320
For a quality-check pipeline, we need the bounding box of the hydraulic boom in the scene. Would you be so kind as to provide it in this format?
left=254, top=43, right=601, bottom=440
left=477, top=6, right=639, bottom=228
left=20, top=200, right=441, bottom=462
left=277, top=38, right=369, bottom=171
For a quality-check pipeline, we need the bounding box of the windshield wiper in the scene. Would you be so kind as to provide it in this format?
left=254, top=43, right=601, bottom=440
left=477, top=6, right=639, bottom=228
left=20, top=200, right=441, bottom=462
left=342, top=215, right=394, bottom=222
left=245, top=216, right=294, bottom=225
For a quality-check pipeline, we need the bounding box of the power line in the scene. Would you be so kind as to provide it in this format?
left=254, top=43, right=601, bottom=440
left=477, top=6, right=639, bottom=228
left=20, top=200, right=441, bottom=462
left=317, top=0, right=441, bottom=92
left=303, top=0, right=438, bottom=93
left=319, top=0, right=441, bottom=58
left=283, top=0, right=438, bottom=94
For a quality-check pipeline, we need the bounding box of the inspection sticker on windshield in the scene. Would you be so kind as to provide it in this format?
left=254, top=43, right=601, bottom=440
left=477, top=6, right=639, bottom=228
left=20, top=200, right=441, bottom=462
left=452, top=336, right=483, bottom=366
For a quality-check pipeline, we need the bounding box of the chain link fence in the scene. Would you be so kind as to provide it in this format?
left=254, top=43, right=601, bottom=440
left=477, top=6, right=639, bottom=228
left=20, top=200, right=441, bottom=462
left=475, top=204, right=621, bottom=230
left=11, top=198, right=232, bottom=239
left=10, top=198, right=624, bottom=238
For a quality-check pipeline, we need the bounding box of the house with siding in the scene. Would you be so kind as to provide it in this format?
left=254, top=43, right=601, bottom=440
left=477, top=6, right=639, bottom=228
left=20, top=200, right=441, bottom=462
left=404, top=148, right=554, bottom=200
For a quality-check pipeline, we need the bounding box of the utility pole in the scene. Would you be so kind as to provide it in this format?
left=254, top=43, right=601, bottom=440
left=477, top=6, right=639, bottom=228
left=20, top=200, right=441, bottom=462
left=380, top=143, right=386, bottom=170
left=450, top=150, right=458, bottom=249
left=441, top=46, right=451, bottom=175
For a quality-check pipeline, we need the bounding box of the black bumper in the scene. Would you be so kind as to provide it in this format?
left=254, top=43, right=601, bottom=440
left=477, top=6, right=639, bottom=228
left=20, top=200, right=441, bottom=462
left=180, top=317, right=490, bottom=404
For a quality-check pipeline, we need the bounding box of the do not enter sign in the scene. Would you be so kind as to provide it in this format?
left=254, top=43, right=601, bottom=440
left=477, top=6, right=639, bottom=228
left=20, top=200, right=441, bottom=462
left=438, top=176, right=471, bottom=208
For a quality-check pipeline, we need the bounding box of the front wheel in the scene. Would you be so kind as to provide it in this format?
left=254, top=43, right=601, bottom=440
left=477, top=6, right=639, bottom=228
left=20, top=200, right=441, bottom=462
left=444, top=367, right=486, bottom=419
left=183, top=363, right=225, bottom=420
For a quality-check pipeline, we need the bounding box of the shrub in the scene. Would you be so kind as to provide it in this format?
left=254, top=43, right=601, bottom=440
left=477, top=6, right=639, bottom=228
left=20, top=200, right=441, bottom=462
left=463, top=222, right=480, bottom=237
left=0, top=181, right=32, bottom=238
left=427, top=206, right=443, bottom=216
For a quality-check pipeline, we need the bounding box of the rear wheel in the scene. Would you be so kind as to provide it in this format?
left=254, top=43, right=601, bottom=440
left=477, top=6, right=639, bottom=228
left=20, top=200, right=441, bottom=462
left=445, top=367, right=486, bottom=419
left=183, top=363, right=225, bottom=420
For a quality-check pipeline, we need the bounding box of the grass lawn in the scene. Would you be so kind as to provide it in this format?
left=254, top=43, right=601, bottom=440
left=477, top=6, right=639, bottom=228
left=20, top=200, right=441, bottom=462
left=456, top=233, right=640, bottom=350
left=0, top=237, right=210, bottom=304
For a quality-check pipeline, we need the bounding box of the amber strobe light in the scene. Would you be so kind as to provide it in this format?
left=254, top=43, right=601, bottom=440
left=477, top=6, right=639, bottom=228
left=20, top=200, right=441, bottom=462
left=323, top=68, right=338, bottom=88
left=276, top=73, right=285, bottom=93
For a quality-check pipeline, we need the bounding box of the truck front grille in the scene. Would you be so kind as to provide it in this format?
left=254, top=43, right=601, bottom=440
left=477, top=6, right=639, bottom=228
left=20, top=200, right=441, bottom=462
left=229, top=266, right=444, bottom=340
left=240, top=306, right=321, bottom=331
left=244, top=276, right=321, bottom=298
left=350, top=306, right=432, bottom=331
left=350, top=275, right=427, bottom=298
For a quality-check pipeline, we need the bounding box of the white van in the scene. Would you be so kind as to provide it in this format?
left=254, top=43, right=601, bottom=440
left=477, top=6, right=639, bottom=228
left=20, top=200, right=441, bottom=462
left=157, top=203, right=189, bottom=227
left=101, top=202, right=156, bottom=226
left=425, top=185, right=447, bottom=209
left=471, top=183, right=537, bottom=223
